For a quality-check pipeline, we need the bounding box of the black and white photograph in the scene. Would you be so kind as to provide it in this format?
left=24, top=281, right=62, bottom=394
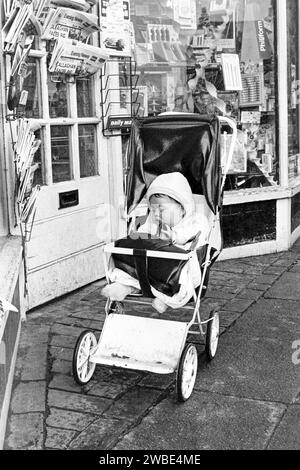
left=0, top=0, right=299, bottom=461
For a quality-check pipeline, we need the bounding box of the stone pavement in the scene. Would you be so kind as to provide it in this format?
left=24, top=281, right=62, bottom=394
left=4, top=241, right=300, bottom=450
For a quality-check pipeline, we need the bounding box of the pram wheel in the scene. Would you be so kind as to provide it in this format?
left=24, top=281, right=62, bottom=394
left=176, top=343, right=198, bottom=402
left=72, top=330, right=97, bottom=385
left=205, top=310, right=220, bottom=361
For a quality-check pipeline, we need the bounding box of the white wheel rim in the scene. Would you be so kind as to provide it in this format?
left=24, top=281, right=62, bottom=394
left=209, top=314, right=219, bottom=357
left=76, top=332, right=97, bottom=383
left=181, top=346, right=198, bottom=400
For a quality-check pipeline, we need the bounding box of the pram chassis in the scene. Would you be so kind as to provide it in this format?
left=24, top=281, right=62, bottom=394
left=72, top=116, right=237, bottom=402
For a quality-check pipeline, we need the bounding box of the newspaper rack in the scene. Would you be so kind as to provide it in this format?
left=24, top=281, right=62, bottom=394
left=100, top=57, right=141, bottom=137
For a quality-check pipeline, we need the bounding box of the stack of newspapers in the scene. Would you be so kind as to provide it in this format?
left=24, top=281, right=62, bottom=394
left=49, top=38, right=109, bottom=76
left=40, top=6, right=99, bottom=40
left=15, top=119, right=41, bottom=224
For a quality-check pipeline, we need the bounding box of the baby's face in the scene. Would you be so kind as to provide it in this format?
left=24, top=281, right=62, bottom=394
left=149, top=194, right=185, bottom=228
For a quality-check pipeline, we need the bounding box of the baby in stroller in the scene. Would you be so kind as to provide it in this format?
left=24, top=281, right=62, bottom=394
left=102, top=172, right=210, bottom=313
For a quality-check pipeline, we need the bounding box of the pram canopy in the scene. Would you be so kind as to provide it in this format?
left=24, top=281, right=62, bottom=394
left=126, top=113, right=222, bottom=216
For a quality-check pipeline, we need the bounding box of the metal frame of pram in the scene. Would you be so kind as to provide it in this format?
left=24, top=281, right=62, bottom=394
left=72, top=115, right=237, bottom=402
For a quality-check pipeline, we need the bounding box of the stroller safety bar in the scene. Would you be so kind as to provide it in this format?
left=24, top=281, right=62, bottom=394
left=104, top=242, right=193, bottom=261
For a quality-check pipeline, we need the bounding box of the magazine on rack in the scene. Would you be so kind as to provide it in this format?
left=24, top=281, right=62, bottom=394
left=49, top=38, right=108, bottom=75
left=41, top=7, right=99, bottom=40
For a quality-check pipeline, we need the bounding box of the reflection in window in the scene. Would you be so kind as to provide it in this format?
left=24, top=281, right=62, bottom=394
left=131, top=0, right=278, bottom=189
left=51, top=126, right=72, bottom=183
left=20, top=59, right=42, bottom=118
left=48, top=73, right=68, bottom=118
left=33, top=128, right=43, bottom=185
left=77, top=78, right=94, bottom=117
left=78, top=125, right=98, bottom=178
left=287, top=0, right=300, bottom=180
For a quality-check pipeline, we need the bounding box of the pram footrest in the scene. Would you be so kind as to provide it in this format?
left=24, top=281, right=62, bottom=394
left=91, top=314, right=189, bottom=374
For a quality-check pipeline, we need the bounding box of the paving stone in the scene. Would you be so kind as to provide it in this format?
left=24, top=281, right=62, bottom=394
left=138, top=373, right=175, bottom=390
left=272, top=258, right=298, bottom=268
left=50, top=346, right=73, bottom=362
left=104, top=387, right=162, bottom=421
left=46, top=408, right=99, bottom=432
left=114, top=392, right=285, bottom=450
left=69, top=417, right=129, bottom=450
left=229, top=299, right=300, bottom=342
left=5, top=413, right=44, bottom=450
left=47, top=407, right=98, bottom=431
left=93, top=366, right=145, bottom=385
left=19, top=324, right=50, bottom=347
left=54, top=316, right=103, bottom=331
left=194, top=328, right=299, bottom=404
left=219, top=311, right=242, bottom=329
left=223, top=298, right=254, bottom=313
left=262, top=266, right=287, bottom=276
left=11, top=381, right=46, bottom=414
left=267, top=405, right=300, bottom=450
left=19, top=344, right=48, bottom=381
left=288, top=261, right=300, bottom=273
left=50, top=334, right=77, bottom=349
left=86, top=381, right=128, bottom=399
left=51, top=359, right=72, bottom=375
left=49, top=374, right=87, bottom=393
left=236, top=289, right=263, bottom=301
left=247, top=282, right=271, bottom=291
left=251, top=274, right=280, bottom=285
left=51, top=324, right=86, bottom=337
left=265, top=272, right=300, bottom=301
left=71, top=310, right=106, bottom=321
left=48, top=389, right=111, bottom=415
left=45, top=427, right=77, bottom=449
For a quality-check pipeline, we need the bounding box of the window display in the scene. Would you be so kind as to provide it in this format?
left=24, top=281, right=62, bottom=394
left=130, top=0, right=279, bottom=190
left=287, top=0, right=300, bottom=181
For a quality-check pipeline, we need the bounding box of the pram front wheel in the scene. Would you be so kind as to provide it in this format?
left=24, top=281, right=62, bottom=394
left=176, top=343, right=198, bottom=402
left=205, top=310, right=220, bottom=361
left=72, top=330, right=97, bottom=385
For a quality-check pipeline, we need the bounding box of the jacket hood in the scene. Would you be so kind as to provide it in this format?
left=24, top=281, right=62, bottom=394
left=146, top=172, right=195, bottom=218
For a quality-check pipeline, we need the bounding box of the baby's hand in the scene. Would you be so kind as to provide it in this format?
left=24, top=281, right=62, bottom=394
left=159, top=223, right=173, bottom=241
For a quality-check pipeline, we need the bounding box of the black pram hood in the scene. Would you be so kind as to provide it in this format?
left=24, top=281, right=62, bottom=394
left=126, top=114, right=222, bottom=215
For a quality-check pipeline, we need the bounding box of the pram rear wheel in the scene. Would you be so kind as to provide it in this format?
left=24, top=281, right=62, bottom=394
left=205, top=310, right=220, bottom=361
left=176, top=343, right=198, bottom=402
left=72, top=330, right=97, bottom=385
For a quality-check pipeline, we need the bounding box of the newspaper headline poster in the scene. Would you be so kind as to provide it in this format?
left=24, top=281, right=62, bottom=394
left=100, top=0, right=133, bottom=56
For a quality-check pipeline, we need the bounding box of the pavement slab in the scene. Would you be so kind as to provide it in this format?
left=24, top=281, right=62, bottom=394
left=114, top=391, right=285, bottom=450
left=69, top=417, right=129, bottom=450
left=48, top=389, right=111, bottom=415
left=265, top=272, right=300, bottom=300
left=267, top=404, right=300, bottom=450
left=104, top=387, right=163, bottom=421
left=5, top=413, right=44, bottom=450
left=193, top=331, right=299, bottom=403
left=11, top=381, right=46, bottom=414
left=45, top=427, right=77, bottom=449
left=47, top=407, right=98, bottom=431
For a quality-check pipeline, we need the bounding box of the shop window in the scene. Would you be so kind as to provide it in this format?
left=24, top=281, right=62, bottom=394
left=291, top=193, right=300, bottom=233
left=222, top=200, right=277, bottom=248
left=77, top=78, right=95, bottom=117
left=51, top=126, right=72, bottom=183
left=78, top=125, right=98, bottom=178
left=287, top=0, right=300, bottom=181
left=48, top=72, right=68, bottom=118
left=20, top=58, right=42, bottom=119
left=131, top=0, right=279, bottom=191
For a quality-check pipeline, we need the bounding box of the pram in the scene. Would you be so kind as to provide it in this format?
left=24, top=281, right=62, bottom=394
left=72, top=113, right=237, bottom=402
